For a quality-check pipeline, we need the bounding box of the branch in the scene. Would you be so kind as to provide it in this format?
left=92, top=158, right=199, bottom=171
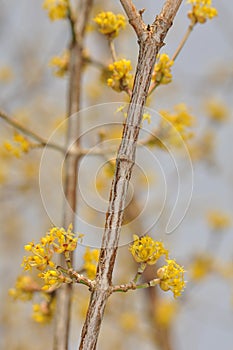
left=0, top=109, right=65, bottom=153
left=53, top=1, right=94, bottom=350
left=120, top=0, right=146, bottom=38
left=79, top=1, right=183, bottom=349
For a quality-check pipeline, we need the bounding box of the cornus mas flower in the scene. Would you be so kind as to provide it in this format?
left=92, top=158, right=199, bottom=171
left=152, top=53, right=174, bottom=85
left=207, top=210, right=231, bottom=231
left=187, top=0, right=218, bottom=24
left=4, top=133, right=30, bottom=158
left=43, top=0, right=69, bottom=21
left=157, top=259, right=185, bottom=298
left=49, top=50, right=70, bottom=77
left=83, top=248, right=99, bottom=279
left=8, top=275, right=39, bottom=301
left=129, top=235, right=168, bottom=265
left=32, top=295, right=55, bottom=324
left=22, top=225, right=81, bottom=271
left=40, top=269, right=69, bottom=291
left=93, top=12, right=126, bottom=38
left=107, top=59, right=133, bottom=92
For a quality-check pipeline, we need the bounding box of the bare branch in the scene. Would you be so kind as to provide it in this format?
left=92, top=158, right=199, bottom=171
left=0, top=109, right=66, bottom=153
left=79, top=1, right=183, bottom=349
left=120, top=0, right=146, bottom=38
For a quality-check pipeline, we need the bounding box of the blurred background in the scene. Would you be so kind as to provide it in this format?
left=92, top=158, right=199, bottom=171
left=0, top=0, right=233, bottom=349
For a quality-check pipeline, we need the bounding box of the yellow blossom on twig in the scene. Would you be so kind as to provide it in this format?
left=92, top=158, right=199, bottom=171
left=107, top=59, right=133, bottom=92
left=157, top=259, right=185, bottom=298
left=152, top=53, right=174, bottom=85
left=43, top=0, right=69, bottom=21
left=207, top=210, right=231, bottom=231
left=32, top=295, right=56, bottom=323
left=83, top=247, right=99, bottom=279
left=93, top=12, right=126, bottom=38
left=4, top=133, right=31, bottom=158
left=187, top=0, right=218, bottom=24
left=8, top=275, right=39, bottom=301
left=49, top=50, right=70, bottom=77
left=129, top=235, right=168, bottom=265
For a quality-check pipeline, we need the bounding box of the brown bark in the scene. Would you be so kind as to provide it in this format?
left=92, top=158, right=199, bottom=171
left=79, top=1, right=183, bottom=349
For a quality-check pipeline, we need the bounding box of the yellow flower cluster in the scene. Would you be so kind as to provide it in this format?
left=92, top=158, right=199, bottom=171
left=152, top=53, right=174, bottom=85
left=8, top=275, right=39, bottom=301
left=40, top=269, right=69, bottom=291
left=43, top=0, right=69, bottom=21
left=22, top=225, right=79, bottom=272
left=205, top=99, right=228, bottom=123
left=189, top=254, right=213, bottom=280
left=93, top=12, right=126, bottom=38
left=157, top=260, right=185, bottom=298
left=207, top=210, right=231, bottom=231
left=187, top=0, right=218, bottom=24
left=49, top=50, right=70, bottom=77
left=129, top=235, right=168, bottom=265
left=154, top=299, right=178, bottom=328
left=32, top=295, right=55, bottom=323
left=4, top=133, right=30, bottom=158
left=158, top=103, right=195, bottom=147
left=107, top=59, right=133, bottom=92
left=83, top=247, right=99, bottom=279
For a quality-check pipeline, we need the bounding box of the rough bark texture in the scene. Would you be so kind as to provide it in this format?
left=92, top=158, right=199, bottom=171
left=79, top=1, right=183, bottom=349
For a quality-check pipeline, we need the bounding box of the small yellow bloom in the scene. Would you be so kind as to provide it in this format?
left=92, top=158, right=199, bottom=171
left=154, top=299, right=178, bottom=328
left=32, top=295, right=55, bottom=324
left=152, top=53, right=174, bottom=85
left=157, top=259, right=185, bottom=298
left=158, top=103, right=195, bottom=147
left=93, top=12, right=126, bottom=38
left=49, top=50, right=70, bottom=77
left=205, top=99, right=228, bottom=122
left=3, top=133, right=30, bottom=158
left=107, top=59, right=133, bottom=92
left=189, top=254, right=213, bottom=280
left=129, top=235, right=168, bottom=265
left=207, top=210, right=231, bottom=231
left=83, top=247, right=99, bottom=279
left=43, top=0, right=69, bottom=21
left=187, top=0, right=218, bottom=24
left=9, top=275, right=39, bottom=301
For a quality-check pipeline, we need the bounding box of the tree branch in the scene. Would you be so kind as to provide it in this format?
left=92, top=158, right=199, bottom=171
left=0, top=109, right=66, bottom=153
left=79, top=1, right=183, bottom=349
left=53, top=1, right=94, bottom=350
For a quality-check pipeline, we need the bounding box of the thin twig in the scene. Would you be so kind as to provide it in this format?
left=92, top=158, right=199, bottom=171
left=108, top=38, right=117, bottom=62
left=0, top=109, right=66, bottom=153
left=172, top=23, right=194, bottom=61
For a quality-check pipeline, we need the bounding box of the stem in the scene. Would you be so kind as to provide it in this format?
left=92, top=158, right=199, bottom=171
left=171, top=24, right=194, bottom=61
left=108, top=38, right=117, bottom=62
left=53, top=1, right=94, bottom=350
left=0, top=109, right=65, bottom=153
left=79, top=1, right=182, bottom=349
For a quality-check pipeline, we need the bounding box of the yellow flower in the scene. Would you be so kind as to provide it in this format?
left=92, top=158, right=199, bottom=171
left=32, top=295, right=55, bottom=324
left=43, top=0, right=69, bottom=21
left=22, top=224, right=81, bottom=272
left=152, top=53, right=174, bottom=85
left=154, top=299, right=178, bottom=328
left=205, top=99, right=228, bottom=122
left=93, top=12, right=126, bottom=38
left=3, top=133, right=30, bottom=158
left=129, top=235, right=168, bottom=265
left=9, top=275, right=39, bottom=301
left=158, top=103, right=195, bottom=147
left=40, top=269, right=66, bottom=290
left=157, top=260, right=185, bottom=298
left=207, top=210, right=231, bottom=231
left=187, top=0, right=218, bottom=24
left=189, top=254, right=213, bottom=280
left=107, top=59, right=133, bottom=92
left=83, top=247, right=99, bottom=279
left=49, top=50, right=70, bottom=77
